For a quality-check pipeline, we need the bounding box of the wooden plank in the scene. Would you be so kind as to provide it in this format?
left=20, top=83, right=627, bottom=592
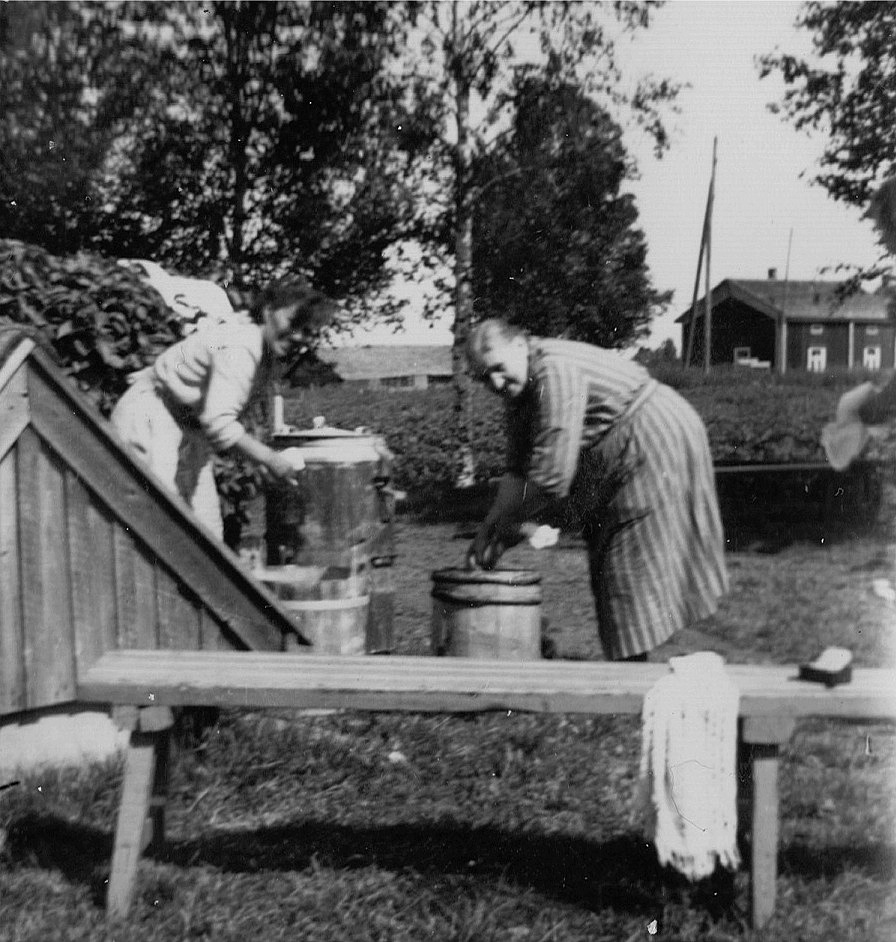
left=138, top=705, right=176, bottom=732
left=714, top=462, right=834, bottom=475
left=155, top=566, right=202, bottom=650
left=27, top=358, right=292, bottom=651
left=113, top=530, right=158, bottom=649
left=66, top=471, right=118, bottom=670
left=0, top=366, right=29, bottom=463
left=197, top=606, right=238, bottom=651
left=0, top=338, right=35, bottom=392
left=77, top=652, right=896, bottom=719
left=106, top=730, right=163, bottom=920
left=17, top=428, right=76, bottom=710
left=0, top=446, right=25, bottom=714
left=750, top=743, right=782, bottom=928
left=742, top=715, right=797, bottom=745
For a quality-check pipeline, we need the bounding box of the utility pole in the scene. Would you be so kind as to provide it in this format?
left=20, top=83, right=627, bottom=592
left=779, top=227, right=793, bottom=375
left=683, top=138, right=718, bottom=370
left=703, top=138, right=717, bottom=374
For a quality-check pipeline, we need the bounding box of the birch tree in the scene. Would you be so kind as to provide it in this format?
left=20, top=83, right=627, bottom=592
left=398, top=0, right=678, bottom=470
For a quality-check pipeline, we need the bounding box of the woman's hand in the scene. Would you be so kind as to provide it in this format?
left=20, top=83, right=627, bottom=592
left=467, top=533, right=504, bottom=570
left=821, top=382, right=876, bottom=471
left=835, top=382, right=876, bottom=424
left=231, top=434, right=305, bottom=483
left=265, top=449, right=304, bottom=482
left=467, top=522, right=523, bottom=569
left=466, top=473, right=531, bottom=569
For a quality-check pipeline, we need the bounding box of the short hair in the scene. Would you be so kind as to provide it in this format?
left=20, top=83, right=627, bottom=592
left=251, top=276, right=333, bottom=332
left=868, top=177, right=896, bottom=255
left=466, top=319, right=525, bottom=377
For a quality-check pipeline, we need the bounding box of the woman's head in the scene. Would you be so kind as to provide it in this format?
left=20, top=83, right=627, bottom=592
left=466, top=319, right=529, bottom=400
left=255, top=276, right=332, bottom=358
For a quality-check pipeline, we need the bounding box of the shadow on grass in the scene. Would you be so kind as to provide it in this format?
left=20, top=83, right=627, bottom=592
left=779, top=841, right=896, bottom=882
left=3, top=812, right=689, bottom=914
left=6, top=812, right=894, bottom=919
left=4, top=813, right=113, bottom=905
left=165, top=820, right=671, bottom=914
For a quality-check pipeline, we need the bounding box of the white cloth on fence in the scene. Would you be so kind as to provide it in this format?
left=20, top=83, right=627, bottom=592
left=636, top=651, right=741, bottom=880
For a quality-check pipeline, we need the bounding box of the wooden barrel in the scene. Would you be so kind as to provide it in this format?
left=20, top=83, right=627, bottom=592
left=255, top=564, right=368, bottom=655
left=431, top=568, right=542, bottom=660
left=281, top=596, right=369, bottom=655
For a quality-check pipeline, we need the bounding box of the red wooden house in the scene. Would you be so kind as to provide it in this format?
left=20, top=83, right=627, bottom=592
left=677, top=270, right=895, bottom=373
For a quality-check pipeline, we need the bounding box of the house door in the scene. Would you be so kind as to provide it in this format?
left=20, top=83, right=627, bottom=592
left=863, top=345, right=882, bottom=370
left=807, top=346, right=827, bottom=372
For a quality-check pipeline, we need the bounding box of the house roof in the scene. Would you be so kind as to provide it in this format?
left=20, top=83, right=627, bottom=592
left=677, top=278, right=893, bottom=323
left=0, top=325, right=299, bottom=715
left=318, top=344, right=453, bottom=381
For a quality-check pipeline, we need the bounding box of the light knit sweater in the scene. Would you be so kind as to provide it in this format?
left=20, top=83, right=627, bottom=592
left=151, top=323, right=268, bottom=451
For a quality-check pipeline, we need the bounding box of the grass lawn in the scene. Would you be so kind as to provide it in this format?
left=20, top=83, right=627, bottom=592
left=1, top=516, right=895, bottom=941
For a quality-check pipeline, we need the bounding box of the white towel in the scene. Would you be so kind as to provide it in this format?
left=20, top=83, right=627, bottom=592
left=636, top=652, right=741, bottom=880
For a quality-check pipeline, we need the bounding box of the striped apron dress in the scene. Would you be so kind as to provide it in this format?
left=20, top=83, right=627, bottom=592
left=507, top=339, right=728, bottom=660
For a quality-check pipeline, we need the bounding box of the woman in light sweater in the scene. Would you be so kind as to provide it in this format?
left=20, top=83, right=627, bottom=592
left=111, top=276, right=330, bottom=538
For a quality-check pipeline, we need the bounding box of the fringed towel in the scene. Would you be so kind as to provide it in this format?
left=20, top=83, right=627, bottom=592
left=636, top=652, right=741, bottom=880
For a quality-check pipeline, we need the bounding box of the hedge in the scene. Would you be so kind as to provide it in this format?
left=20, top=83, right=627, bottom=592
left=283, top=368, right=896, bottom=494
left=4, top=237, right=894, bottom=531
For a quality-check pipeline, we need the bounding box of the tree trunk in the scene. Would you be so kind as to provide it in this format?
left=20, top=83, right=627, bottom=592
left=222, top=4, right=249, bottom=289
left=451, top=9, right=475, bottom=487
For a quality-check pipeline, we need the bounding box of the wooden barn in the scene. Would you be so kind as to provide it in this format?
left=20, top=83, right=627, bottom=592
left=0, top=326, right=300, bottom=725
left=317, top=344, right=453, bottom=389
left=677, top=272, right=895, bottom=373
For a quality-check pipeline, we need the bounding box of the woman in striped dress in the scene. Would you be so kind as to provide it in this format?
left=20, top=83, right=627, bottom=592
left=466, top=319, right=728, bottom=661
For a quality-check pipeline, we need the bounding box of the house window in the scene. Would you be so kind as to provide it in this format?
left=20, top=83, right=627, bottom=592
left=807, top=346, right=827, bottom=372
left=863, top=345, right=882, bottom=370
left=809, top=324, right=824, bottom=335
left=866, top=325, right=879, bottom=336
left=733, top=346, right=751, bottom=364
left=381, top=375, right=415, bottom=389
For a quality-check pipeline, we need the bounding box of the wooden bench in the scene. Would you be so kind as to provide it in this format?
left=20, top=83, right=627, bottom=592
left=76, top=650, right=896, bottom=927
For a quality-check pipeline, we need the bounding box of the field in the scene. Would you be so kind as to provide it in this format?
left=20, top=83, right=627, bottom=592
left=1, top=516, right=895, bottom=941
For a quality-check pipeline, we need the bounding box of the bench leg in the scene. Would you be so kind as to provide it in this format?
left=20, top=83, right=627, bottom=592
left=143, top=730, right=170, bottom=853
left=749, top=742, right=781, bottom=929
left=107, top=708, right=173, bottom=920
left=741, top=717, right=795, bottom=930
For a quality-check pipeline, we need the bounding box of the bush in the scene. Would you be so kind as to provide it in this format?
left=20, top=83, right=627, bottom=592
left=283, top=368, right=896, bottom=494
left=5, top=236, right=892, bottom=524
left=0, top=239, right=182, bottom=415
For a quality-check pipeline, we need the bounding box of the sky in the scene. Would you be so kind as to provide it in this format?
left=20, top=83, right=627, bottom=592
left=342, top=0, right=887, bottom=351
